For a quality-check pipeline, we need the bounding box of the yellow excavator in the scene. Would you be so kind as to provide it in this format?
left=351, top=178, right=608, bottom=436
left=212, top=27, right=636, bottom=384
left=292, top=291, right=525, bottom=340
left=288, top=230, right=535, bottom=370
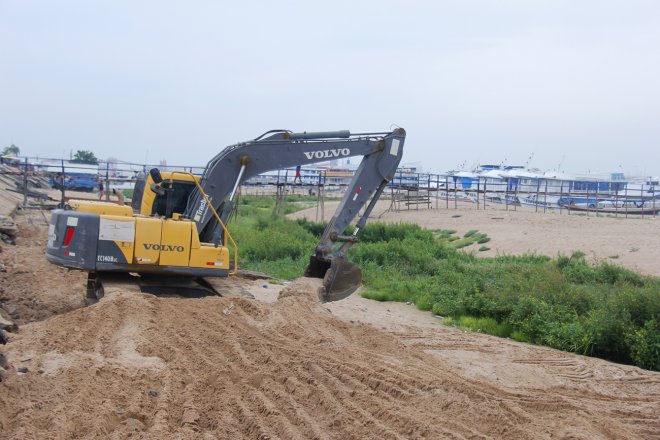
left=46, top=128, right=406, bottom=303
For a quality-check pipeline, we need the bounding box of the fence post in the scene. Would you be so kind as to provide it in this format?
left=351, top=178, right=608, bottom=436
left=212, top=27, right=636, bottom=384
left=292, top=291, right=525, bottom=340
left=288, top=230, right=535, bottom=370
left=483, top=180, right=487, bottom=210
left=513, top=179, right=518, bottom=211
left=427, top=174, right=431, bottom=209
left=476, top=177, right=480, bottom=210
left=105, top=162, right=110, bottom=201
left=60, top=159, right=66, bottom=207
left=23, top=157, right=29, bottom=208
left=534, top=179, right=540, bottom=213
left=614, top=184, right=619, bottom=218
left=445, top=176, right=449, bottom=209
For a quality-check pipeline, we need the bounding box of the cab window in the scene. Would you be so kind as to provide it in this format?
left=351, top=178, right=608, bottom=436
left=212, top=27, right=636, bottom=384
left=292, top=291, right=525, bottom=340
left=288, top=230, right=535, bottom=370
left=152, top=181, right=196, bottom=217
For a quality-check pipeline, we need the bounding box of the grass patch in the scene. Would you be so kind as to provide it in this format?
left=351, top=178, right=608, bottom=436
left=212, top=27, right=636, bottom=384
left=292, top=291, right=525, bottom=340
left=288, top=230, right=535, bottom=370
left=432, top=228, right=492, bottom=250
left=450, top=238, right=476, bottom=249
left=444, top=315, right=514, bottom=338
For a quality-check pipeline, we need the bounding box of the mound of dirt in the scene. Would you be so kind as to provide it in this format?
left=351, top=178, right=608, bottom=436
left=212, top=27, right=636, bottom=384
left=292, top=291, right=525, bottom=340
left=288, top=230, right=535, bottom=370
left=1, top=274, right=658, bottom=439
left=277, top=277, right=324, bottom=302
left=0, top=216, right=85, bottom=326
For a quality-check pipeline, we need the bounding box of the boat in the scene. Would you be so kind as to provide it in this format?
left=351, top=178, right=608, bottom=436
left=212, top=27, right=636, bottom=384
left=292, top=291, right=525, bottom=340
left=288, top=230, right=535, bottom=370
left=566, top=204, right=660, bottom=215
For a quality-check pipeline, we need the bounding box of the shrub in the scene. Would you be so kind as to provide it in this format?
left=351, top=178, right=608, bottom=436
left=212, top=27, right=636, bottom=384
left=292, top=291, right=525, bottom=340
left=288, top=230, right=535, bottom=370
left=626, top=320, right=660, bottom=371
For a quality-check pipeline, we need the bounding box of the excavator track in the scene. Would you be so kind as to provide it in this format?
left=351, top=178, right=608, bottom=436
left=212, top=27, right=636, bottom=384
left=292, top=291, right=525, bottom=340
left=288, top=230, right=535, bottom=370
left=84, top=271, right=261, bottom=305
left=85, top=272, right=219, bottom=304
left=85, top=272, right=142, bottom=305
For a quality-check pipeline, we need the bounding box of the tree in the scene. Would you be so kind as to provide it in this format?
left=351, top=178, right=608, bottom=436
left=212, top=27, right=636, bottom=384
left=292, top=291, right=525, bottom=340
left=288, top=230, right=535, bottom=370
left=71, top=150, right=99, bottom=164
left=1, top=144, right=20, bottom=156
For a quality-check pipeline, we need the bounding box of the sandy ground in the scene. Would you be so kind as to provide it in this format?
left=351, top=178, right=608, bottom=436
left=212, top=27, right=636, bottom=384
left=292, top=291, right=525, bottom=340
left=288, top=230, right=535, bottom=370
left=0, top=212, right=659, bottom=439
left=0, top=214, right=85, bottom=324
left=291, top=201, right=660, bottom=276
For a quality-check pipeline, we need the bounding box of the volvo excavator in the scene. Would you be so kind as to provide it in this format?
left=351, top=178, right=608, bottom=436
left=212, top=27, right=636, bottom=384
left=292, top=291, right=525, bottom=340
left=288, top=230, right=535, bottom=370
left=46, top=127, right=406, bottom=303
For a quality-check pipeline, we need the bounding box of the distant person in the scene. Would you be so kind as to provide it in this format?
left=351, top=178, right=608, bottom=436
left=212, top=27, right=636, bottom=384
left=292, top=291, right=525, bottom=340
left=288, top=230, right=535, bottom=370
left=98, top=181, right=105, bottom=200
left=294, top=165, right=302, bottom=184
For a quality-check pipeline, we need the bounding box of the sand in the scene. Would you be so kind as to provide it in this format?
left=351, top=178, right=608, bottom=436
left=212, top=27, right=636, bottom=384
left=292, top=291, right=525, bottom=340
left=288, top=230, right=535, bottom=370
left=0, top=215, right=85, bottom=325
left=0, top=211, right=659, bottom=439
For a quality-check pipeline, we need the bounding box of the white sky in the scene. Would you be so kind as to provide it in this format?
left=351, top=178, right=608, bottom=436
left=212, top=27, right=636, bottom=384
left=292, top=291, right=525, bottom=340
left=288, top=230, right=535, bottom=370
left=1, top=0, right=659, bottom=177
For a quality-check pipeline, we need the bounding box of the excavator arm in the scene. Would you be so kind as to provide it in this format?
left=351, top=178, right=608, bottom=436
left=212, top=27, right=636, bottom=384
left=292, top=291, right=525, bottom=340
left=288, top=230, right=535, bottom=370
left=185, top=127, right=406, bottom=300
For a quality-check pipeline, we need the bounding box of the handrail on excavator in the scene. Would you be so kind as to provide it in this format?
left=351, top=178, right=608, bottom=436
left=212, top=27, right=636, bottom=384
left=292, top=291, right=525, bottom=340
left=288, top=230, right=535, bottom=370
left=168, top=171, right=239, bottom=275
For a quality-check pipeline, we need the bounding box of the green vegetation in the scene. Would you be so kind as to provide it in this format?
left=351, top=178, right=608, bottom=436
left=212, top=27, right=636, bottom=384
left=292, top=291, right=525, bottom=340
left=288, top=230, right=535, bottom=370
left=229, top=195, right=660, bottom=370
left=71, top=149, right=98, bottom=164
left=235, top=194, right=317, bottom=218
left=2, top=144, right=20, bottom=156
left=229, top=195, right=320, bottom=279
left=444, top=316, right=513, bottom=338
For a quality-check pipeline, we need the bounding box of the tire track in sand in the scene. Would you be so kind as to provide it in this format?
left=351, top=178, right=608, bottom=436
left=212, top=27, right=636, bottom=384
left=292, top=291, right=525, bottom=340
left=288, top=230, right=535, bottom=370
left=1, top=278, right=659, bottom=439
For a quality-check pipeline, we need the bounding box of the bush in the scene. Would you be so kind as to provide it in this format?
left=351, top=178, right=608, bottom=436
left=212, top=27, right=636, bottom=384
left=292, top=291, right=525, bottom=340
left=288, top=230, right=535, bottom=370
left=627, top=320, right=660, bottom=370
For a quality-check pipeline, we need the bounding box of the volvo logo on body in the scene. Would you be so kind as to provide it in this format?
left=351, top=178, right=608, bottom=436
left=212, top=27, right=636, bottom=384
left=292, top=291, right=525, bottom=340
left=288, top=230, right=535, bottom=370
left=143, top=244, right=185, bottom=252
left=303, top=148, right=350, bottom=160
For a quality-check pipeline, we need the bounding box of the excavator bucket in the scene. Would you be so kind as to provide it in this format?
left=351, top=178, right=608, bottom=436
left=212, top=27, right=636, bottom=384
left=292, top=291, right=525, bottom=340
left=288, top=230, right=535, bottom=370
left=305, top=256, right=362, bottom=302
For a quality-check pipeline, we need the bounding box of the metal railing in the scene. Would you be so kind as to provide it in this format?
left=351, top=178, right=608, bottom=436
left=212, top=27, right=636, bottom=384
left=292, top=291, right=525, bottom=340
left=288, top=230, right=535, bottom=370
left=1, top=155, right=656, bottom=219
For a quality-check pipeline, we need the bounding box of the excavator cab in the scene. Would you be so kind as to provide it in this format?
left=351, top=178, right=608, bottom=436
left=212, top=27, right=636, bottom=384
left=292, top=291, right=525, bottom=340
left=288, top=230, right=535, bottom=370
left=131, top=170, right=199, bottom=218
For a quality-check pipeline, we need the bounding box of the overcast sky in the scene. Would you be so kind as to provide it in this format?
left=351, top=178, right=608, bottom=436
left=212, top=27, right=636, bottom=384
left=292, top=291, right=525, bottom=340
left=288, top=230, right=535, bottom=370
left=1, top=0, right=659, bottom=177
